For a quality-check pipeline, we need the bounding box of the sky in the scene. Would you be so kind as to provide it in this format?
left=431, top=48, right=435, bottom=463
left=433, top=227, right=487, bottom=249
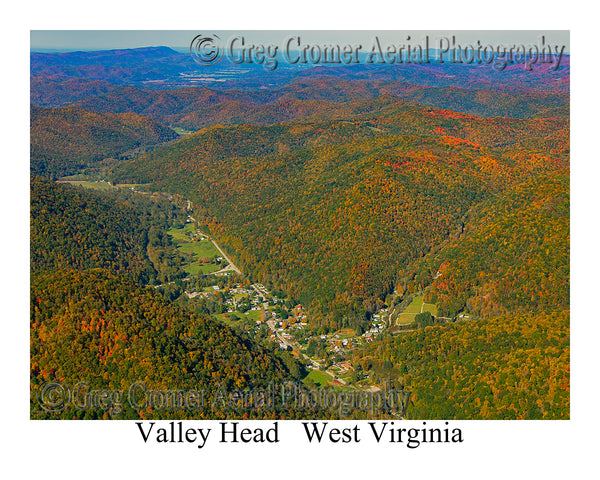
left=30, top=30, right=570, bottom=52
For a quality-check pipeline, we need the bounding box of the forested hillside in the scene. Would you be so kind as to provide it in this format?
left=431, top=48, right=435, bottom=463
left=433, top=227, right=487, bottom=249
left=31, top=105, right=178, bottom=179
left=31, top=269, right=309, bottom=419
left=353, top=311, right=569, bottom=419
left=30, top=76, right=117, bottom=107
left=113, top=101, right=568, bottom=332
left=30, top=178, right=311, bottom=419
left=414, top=168, right=569, bottom=318
left=30, top=176, right=188, bottom=284
left=68, top=78, right=569, bottom=131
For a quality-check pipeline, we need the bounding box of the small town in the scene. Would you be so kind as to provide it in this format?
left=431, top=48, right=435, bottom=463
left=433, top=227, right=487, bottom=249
left=159, top=207, right=434, bottom=392
left=183, top=276, right=387, bottom=389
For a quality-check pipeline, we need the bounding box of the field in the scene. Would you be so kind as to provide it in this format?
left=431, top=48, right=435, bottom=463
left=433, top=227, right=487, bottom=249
left=166, top=223, right=196, bottom=240
left=167, top=225, right=222, bottom=275
left=243, top=310, right=265, bottom=322
left=184, top=263, right=220, bottom=275
left=334, top=328, right=357, bottom=339
left=57, top=180, right=114, bottom=190
left=396, top=294, right=438, bottom=325
left=178, top=239, right=221, bottom=258
left=57, top=179, right=145, bottom=191
left=212, top=312, right=244, bottom=328
left=303, top=369, right=332, bottom=388
left=172, top=126, right=193, bottom=136
left=58, top=174, right=92, bottom=181
left=115, top=183, right=145, bottom=189
left=213, top=309, right=264, bottom=328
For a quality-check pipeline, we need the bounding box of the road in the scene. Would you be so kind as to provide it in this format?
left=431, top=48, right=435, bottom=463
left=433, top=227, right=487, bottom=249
left=169, top=198, right=379, bottom=392
left=188, top=215, right=241, bottom=275
left=208, top=237, right=241, bottom=274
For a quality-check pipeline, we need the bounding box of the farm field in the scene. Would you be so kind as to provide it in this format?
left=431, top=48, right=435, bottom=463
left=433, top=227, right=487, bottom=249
left=396, top=294, right=438, bottom=325
left=57, top=180, right=114, bottom=190
left=167, top=225, right=222, bottom=275
left=57, top=179, right=145, bottom=191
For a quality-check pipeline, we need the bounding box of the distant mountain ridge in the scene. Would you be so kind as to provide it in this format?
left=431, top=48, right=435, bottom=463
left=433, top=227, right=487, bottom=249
left=30, top=45, right=569, bottom=93
left=62, top=78, right=569, bottom=130
left=31, top=46, right=194, bottom=85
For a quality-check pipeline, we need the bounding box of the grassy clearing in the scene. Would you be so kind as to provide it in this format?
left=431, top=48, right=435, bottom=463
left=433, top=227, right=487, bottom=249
left=168, top=226, right=222, bottom=275
left=243, top=310, right=264, bottom=322
left=212, top=312, right=244, bottom=328
left=403, top=295, right=424, bottom=314
left=58, top=174, right=90, bottom=181
left=334, top=328, right=356, bottom=339
left=172, top=126, right=193, bottom=136
left=396, top=294, right=438, bottom=325
left=184, top=263, right=220, bottom=275
left=58, top=180, right=114, bottom=190
left=167, top=229, right=190, bottom=243
left=167, top=224, right=197, bottom=241
left=396, top=313, right=417, bottom=325
left=201, top=263, right=220, bottom=274
left=303, top=369, right=331, bottom=388
left=422, top=302, right=438, bottom=316
left=58, top=180, right=146, bottom=191
left=178, top=240, right=220, bottom=258
left=114, top=183, right=143, bottom=189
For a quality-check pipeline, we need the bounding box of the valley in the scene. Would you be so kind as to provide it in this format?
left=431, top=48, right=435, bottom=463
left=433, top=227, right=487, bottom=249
left=29, top=43, right=570, bottom=420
